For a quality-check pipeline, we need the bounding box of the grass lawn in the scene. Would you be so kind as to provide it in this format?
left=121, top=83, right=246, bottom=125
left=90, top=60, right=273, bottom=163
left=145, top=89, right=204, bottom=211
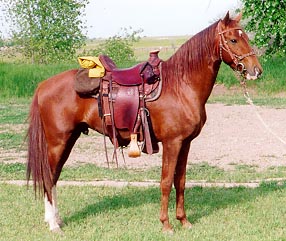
left=2, top=162, right=286, bottom=184
left=1, top=182, right=286, bottom=240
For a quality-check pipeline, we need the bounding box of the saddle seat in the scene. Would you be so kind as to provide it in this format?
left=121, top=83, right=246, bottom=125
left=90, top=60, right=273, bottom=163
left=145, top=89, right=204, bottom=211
left=112, top=63, right=146, bottom=85
left=99, top=55, right=154, bottom=85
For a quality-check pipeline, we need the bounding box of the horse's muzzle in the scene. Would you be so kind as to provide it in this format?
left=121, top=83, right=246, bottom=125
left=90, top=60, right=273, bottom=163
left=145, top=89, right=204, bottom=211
left=246, top=66, right=262, bottom=80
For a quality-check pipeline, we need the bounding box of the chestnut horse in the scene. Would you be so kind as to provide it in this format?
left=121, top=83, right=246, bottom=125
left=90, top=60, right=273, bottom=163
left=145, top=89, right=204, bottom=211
left=27, top=12, right=262, bottom=233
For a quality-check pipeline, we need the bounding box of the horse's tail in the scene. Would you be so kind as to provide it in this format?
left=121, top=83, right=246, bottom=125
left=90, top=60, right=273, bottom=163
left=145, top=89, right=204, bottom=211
left=27, top=90, right=53, bottom=200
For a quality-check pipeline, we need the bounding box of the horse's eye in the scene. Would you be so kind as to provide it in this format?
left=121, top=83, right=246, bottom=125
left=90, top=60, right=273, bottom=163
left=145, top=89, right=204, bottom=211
left=230, top=39, right=237, bottom=44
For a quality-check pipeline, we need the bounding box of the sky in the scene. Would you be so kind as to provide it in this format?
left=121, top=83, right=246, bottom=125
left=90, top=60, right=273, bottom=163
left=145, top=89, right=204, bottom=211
left=84, top=0, right=242, bottom=38
left=0, top=0, right=242, bottom=39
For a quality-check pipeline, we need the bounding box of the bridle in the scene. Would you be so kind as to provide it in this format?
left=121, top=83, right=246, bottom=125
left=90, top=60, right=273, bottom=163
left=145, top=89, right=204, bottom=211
left=217, top=21, right=285, bottom=148
left=217, top=21, right=256, bottom=75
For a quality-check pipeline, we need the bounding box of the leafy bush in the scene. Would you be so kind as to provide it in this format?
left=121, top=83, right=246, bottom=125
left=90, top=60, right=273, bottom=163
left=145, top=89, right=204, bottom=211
left=87, top=28, right=143, bottom=67
left=242, top=0, right=286, bottom=57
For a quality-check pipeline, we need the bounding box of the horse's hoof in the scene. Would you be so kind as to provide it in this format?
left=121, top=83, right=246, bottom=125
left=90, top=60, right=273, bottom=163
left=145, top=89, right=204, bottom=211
left=56, top=217, right=64, bottom=228
left=162, top=226, right=174, bottom=235
left=51, top=227, right=64, bottom=235
left=182, top=221, right=192, bottom=229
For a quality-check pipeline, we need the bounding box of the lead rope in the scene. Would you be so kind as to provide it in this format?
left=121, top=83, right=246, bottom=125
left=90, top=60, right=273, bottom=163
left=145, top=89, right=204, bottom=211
left=237, top=73, right=286, bottom=146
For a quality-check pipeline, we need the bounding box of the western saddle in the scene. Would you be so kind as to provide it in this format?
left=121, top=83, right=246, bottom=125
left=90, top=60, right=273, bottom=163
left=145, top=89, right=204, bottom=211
left=98, top=50, right=162, bottom=162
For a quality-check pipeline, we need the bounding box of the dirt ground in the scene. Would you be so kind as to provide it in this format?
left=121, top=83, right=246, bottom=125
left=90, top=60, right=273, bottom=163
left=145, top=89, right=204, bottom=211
left=2, top=87, right=286, bottom=171
left=69, top=101, right=286, bottom=171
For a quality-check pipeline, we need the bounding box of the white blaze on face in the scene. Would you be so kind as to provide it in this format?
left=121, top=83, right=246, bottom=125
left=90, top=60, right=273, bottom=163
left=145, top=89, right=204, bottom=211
left=237, top=29, right=259, bottom=80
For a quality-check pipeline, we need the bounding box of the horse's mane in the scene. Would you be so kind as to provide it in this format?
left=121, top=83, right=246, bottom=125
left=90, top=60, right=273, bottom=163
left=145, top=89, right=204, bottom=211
left=162, top=21, right=219, bottom=91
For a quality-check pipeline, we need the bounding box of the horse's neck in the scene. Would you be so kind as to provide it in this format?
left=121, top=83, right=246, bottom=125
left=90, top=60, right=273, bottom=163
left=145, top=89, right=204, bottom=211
left=162, top=25, right=221, bottom=104
left=192, top=58, right=222, bottom=104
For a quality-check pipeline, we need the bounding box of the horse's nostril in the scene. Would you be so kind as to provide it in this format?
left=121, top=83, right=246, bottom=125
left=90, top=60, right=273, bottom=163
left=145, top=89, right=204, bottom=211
left=254, top=66, right=262, bottom=77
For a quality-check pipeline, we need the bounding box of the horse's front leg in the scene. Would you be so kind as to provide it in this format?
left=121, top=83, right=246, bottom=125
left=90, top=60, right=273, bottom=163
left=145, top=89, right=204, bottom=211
left=174, top=140, right=192, bottom=229
left=160, top=139, right=182, bottom=233
left=44, top=186, right=63, bottom=232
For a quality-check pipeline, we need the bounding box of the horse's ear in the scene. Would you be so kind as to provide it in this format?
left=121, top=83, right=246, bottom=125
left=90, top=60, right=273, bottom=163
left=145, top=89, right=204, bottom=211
left=234, top=12, right=242, bottom=22
left=222, top=11, right=231, bottom=26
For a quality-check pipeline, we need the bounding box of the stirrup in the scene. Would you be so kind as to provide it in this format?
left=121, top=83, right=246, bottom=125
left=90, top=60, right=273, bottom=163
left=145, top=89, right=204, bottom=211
left=128, top=133, right=141, bottom=158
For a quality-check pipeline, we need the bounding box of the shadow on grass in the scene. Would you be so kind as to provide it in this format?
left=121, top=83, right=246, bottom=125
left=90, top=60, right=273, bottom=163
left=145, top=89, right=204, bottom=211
left=64, top=181, right=286, bottom=226
left=64, top=187, right=160, bottom=225
left=185, top=182, right=286, bottom=223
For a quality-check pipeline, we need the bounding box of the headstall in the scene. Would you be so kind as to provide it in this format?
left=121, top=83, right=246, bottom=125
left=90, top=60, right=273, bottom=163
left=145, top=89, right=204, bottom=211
left=217, top=21, right=256, bottom=74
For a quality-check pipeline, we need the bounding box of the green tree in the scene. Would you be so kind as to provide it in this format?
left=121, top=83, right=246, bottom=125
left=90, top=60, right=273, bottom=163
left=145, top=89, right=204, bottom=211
left=0, top=37, right=4, bottom=47
left=92, top=28, right=143, bottom=66
left=1, top=0, right=89, bottom=63
left=242, top=0, right=286, bottom=57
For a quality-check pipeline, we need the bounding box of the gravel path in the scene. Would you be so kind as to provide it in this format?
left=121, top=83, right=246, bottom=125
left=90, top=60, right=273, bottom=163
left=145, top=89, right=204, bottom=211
left=2, top=98, right=286, bottom=188
left=64, top=103, right=286, bottom=171
left=2, top=102, right=286, bottom=171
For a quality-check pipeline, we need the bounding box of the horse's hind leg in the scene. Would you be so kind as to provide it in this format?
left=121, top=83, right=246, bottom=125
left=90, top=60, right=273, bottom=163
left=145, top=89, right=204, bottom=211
left=44, top=131, right=81, bottom=232
left=44, top=142, right=66, bottom=232
left=174, top=140, right=192, bottom=229
left=44, top=186, right=63, bottom=232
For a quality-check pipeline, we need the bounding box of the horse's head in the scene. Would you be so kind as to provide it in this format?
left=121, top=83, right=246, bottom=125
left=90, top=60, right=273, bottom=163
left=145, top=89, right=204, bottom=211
left=218, top=12, right=263, bottom=80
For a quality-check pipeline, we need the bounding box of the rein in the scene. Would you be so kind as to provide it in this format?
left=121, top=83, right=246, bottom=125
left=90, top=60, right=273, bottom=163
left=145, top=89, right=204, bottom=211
left=235, top=71, right=286, bottom=146
left=217, top=21, right=255, bottom=75
left=243, top=83, right=286, bottom=146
